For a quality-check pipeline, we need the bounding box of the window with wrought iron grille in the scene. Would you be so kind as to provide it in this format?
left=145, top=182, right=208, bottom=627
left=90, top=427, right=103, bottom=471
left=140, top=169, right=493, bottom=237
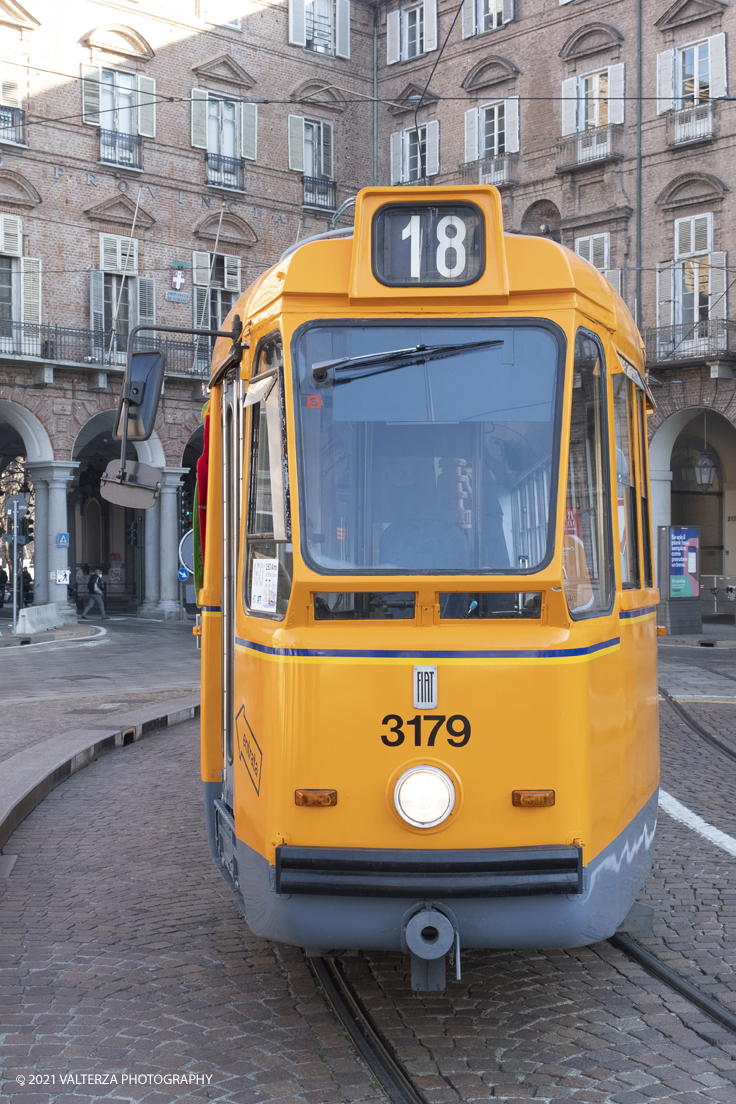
left=289, top=0, right=351, bottom=57
left=561, top=65, right=625, bottom=134
left=81, top=65, right=155, bottom=168
left=461, top=0, right=513, bottom=37
left=657, top=34, right=727, bottom=112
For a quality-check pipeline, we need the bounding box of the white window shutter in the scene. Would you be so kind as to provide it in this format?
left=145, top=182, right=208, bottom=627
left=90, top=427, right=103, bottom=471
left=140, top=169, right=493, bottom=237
left=709, top=33, right=727, bottom=98
left=336, top=0, right=351, bottom=58
left=191, top=89, right=208, bottom=148
left=242, top=102, right=257, bottom=160
left=423, top=0, right=437, bottom=51
left=1, top=215, right=21, bottom=256
left=505, top=96, right=520, bottom=153
left=656, top=261, right=674, bottom=327
left=288, top=115, right=305, bottom=171
left=604, top=269, right=622, bottom=295
left=390, top=129, right=402, bottom=183
left=608, top=63, right=624, bottom=125
left=559, top=0, right=574, bottom=5
left=693, top=214, right=712, bottom=254
left=575, top=236, right=592, bottom=263
left=0, top=50, right=20, bottom=108
left=137, top=75, right=156, bottom=138
left=709, top=251, right=727, bottom=319
left=192, top=251, right=212, bottom=286
left=120, top=237, right=137, bottom=275
left=464, top=107, right=479, bottom=162
left=194, top=286, right=209, bottom=330
left=81, top=64, right=101, bottom=126
left=675, top=216, right=693, bottom=258
left=387, top=10, right=401, bottom=63
left=502, top=0, right=514, bottom=23
left=100, top=233, right=119, bottom=272
left=322, top=120, right=334, bottom=178
left=561, top=77, right=577, bottom=135
left=289, top=0, right=307, bottom=46
left=591, top=233, right=609, bottom=270
left=425, top=119, right=440, bottom=176
left=461, top=0, right=476, bottom=38
left=136, top=276, right=155, bottom=325
left=21, top=257, right=40, bottom=325
left=90, top=269, right=104, bottom=338
left=657, top=49, right=674, bottom=113
left=224, top=255, right=241, bottom=292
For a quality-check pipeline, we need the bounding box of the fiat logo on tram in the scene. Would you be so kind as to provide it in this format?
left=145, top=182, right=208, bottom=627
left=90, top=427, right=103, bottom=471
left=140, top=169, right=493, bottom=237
left=414, top=666, right=437, bottom=710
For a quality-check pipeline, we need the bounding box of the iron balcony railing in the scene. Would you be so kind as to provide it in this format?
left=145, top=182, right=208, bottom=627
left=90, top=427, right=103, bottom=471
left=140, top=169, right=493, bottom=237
left=205, top=152, right=245, bottom=190
left=97, top=129, right=143, bottom=169
left=0, top=106, right=25, bottom=146
left=556, top=123, right=624, bottom=171
left=302, top=175, right=337, bottom=210
left=0, top=319, right=211, bottom=376
left=642, top=319, right=736, bottom=364
left=667, top=102, right=714, bottom=146
left=459, top=155, right=518, bottom=187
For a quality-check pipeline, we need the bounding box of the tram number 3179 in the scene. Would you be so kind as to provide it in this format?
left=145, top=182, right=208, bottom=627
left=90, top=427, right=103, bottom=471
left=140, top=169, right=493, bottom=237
left=381, top=714, right=471, bottom=748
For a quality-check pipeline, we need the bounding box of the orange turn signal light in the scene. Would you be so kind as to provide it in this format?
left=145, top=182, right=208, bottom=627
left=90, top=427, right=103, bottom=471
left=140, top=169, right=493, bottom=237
left=657, top=625, right=667, bottom=636
left=512, top=789, right=555, bottom=808
left=192, top=625, right=202, bottom=636
left=295, top=788, right=337, bottom=807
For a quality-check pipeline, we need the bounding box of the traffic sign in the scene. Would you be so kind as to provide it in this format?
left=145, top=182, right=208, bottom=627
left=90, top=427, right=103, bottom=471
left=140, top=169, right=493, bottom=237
left=2, top=533, right=26, bottom=544
left=178, top=567, right=189, bottom=582
left=179, top=528, right=194, bottom=573
left=57, top=532, right=69, bottom=547
left=4, top=494, right=28, bottom=519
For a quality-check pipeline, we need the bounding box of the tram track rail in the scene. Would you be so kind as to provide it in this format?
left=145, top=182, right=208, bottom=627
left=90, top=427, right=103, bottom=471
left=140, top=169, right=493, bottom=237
left=659, top=684, right=736, bottom=764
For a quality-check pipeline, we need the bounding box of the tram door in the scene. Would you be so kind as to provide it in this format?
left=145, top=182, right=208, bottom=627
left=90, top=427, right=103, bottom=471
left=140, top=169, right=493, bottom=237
left=221, top=373, right=244, bottom=811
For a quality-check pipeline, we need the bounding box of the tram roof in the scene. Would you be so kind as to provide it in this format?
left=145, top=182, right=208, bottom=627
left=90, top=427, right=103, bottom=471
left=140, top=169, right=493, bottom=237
left=211, top=187, right=644, bottom=381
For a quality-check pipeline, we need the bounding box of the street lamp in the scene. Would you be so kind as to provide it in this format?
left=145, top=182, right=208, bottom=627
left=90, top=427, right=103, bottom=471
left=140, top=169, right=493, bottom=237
left=693, top=452, right=716, bottom=490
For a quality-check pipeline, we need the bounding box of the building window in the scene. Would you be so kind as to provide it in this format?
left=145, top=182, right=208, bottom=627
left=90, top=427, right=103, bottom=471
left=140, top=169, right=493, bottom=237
left=192, top=251, right=241, bottom=364
left=574, top=233, right=621, bottom=293
left=656, top=213, right=728, bottom=351
left=82, top=66, right=155, bottom=168
left=386, top=0, right=437, bottom=63
left=0, top=48, right=25, bottom=147
left=657, top=34, right=727, bottom=113
left=561, top=65, right=625, bottom=134
left=90, top=233, right=152, bottom=363
left=202, top=1, right=241, bottom=28
left=461, top=0, right=513, bottom=38
left=191, top=91, right=257, bottom=189
left=463, top=100, right=519, bottom=183
left=288, top=115, right=333, bottom=178
left=0, top=215, right=41, bottom=352
left=390, top=120, right=440, bottom=183
left=289, top=0, right=351, bottom=58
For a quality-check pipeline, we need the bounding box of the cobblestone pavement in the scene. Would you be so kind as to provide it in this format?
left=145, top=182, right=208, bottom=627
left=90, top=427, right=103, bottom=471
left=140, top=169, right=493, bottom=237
left=0, top=619, right=200, bottom=763
left=5, top=646, right=736, bottom=1102
left=0, top=720, right=384, bottom=1104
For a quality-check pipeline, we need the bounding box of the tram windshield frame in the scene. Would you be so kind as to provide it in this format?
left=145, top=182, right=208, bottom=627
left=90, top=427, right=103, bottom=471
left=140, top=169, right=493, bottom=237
left=292, top=318, right=566, bottom=577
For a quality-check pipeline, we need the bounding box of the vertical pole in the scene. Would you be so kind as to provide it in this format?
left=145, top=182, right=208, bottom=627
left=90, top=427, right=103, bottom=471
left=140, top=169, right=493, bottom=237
left=635, top=0, right=643, bottom=326
left=12, top=500, right=17, bottom=633
left=373, top=7, right=378, bottom=186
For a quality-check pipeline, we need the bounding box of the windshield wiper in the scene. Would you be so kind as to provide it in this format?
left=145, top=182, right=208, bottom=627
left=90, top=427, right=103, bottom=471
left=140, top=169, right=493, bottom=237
left=311, top=340, right=503, bottom=383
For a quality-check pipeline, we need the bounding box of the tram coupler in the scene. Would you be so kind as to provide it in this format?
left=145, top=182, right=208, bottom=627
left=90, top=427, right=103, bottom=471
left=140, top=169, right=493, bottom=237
left=404, top=907, right=458, bottom=992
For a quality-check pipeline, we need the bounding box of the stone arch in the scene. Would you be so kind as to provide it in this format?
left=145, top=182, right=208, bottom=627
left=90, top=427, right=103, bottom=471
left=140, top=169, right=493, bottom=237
left=193, top=211, right=257, bottom=249
left=0, top=398, right=53, bottom=462
left=521, top=199, right=561, bottom=242
left=181, top=423, right=205, bottom=469
left=71, top=409, right=166, bottom=468
left=461, top=55, right=519, bottom=93
left=655, top=173, right=729, bottom=210
left=559, top=23, right=623, bottom=61
left=0, top=169, right=41, bottom=210
left=291, top=79, right=346, bottom=112
left=82, top=24, right=155, bottom=60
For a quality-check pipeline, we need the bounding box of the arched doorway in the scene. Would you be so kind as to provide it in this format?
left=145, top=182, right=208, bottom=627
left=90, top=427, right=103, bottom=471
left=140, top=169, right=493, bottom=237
left=180, top=423, right=205, bottom=610
left=0, top=421, right=32, bottom=612
left=650, top=407, right=736, bottom=622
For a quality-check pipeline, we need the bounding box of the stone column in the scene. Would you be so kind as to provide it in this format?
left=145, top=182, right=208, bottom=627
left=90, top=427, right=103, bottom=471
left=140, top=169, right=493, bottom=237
left=30, top=475, right=49, bottom=605
left=24, top=461, right=79, bottom=607
left=138, top=494, right=161, bottom=618
left=157, top=467, right=188, bottom=620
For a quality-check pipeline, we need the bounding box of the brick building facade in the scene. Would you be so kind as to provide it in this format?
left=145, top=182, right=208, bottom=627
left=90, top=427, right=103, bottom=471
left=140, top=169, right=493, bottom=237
left=0, top=0, right=734, bottom=616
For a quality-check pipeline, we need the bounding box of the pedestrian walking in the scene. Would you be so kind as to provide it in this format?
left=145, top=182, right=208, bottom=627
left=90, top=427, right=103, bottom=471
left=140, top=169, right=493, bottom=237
left=81, top=568, right=108, bottom=620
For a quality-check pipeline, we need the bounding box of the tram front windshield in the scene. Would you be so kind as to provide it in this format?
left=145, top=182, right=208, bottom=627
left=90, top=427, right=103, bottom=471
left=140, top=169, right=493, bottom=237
left=293, top=324, right=562, bottom=574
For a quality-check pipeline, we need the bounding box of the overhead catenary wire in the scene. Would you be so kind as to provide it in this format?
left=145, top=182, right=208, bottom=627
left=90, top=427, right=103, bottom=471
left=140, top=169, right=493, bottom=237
left=106, top=185, right=143, bottom=365
left=192, top=201, right=226, bottom=372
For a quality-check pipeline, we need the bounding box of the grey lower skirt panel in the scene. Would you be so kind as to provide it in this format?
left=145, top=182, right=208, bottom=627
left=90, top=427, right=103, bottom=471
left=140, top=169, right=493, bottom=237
left=230, top=790, right=658, bottom=951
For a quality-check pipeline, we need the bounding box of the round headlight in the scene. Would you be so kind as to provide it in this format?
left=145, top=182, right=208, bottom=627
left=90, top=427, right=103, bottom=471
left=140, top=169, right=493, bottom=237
left=394, top=766, right=455, bottom=828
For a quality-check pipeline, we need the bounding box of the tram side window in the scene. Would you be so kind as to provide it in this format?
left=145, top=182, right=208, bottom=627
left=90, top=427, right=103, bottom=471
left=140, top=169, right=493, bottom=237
left=612, top=375, right=640, bottom=589
left=243, top=340, right=293, bottom=619
left=637, top=391, right=654, bottom=588
left=563, top=331, right=613, bottom=618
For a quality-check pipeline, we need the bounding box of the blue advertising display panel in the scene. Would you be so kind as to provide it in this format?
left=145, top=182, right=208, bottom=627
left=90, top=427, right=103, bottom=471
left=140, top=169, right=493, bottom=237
left=669, top=526, right=699, bottom=598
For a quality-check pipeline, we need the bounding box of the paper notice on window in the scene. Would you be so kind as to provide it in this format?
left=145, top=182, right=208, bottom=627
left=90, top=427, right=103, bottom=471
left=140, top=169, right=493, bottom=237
left=251, top=558, right=279, bottom=613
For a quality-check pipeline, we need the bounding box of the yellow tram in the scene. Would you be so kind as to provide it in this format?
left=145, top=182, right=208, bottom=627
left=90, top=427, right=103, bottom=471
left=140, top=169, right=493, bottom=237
left=196, top=186, right=659, bottom=989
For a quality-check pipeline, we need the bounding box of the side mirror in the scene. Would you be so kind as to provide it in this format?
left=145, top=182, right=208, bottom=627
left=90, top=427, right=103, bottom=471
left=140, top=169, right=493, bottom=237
left=100, top=349, right=165, bottom=510
left=114, top=349, right=165, bottom=442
